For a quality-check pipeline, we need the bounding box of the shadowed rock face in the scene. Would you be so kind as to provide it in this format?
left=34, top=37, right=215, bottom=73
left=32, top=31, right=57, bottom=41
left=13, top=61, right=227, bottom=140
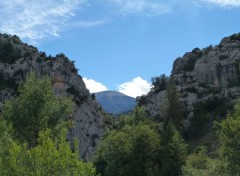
left=95, top=91, right=136, bottom=114
left=0, top=33, right=104, bottom=161
left=141, top=33, right=240, bottom=122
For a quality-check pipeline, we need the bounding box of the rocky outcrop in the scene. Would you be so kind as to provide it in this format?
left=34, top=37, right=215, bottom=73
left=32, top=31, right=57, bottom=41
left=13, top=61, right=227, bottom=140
left=0, top=34, right=104, bottom=161
left=142, top=33, right=240, bottom=121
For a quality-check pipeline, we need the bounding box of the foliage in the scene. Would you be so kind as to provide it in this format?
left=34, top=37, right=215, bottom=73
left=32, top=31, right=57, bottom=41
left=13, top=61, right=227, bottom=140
left=183, top=58, right=197, bottom=72
left=183, top=100, right=240, bottom=176
left=227, top=59, right=240, bottom=88
left=219, top=54, right=228, bottom=60
left=102, top=113, right=119, bottom=132
left=165, top=78, right=184, bottom=131
left=0, top=74, right=96, bottom=175
left=0, top=117, right=13, bottom=162
left=215, top=101, right=240, bottom=175
left=0, top=40, right=22, bottom=64
left=117, top=106, right=159, bottom=131
left=2, top=73, right=74, bottom=148
left=0, top=72, right=17, bottom=90
left=0, top=120, right=96, bottom=176
left=94, top=124, right=161, bottom=176
left=136, top=94, right=147, bottom=106
left=192, top=48, right=203, bottom=59
left=151, top=74, right=167, bottom=92
left=117, top=106, right=145, bottom=128
left=159, top=78, right=187, bottom=176
left=91, top=93, right=96, bottom=100
left=187, top=102, right=210, bottom=139
left=230, top=33, right=240, bottom=41
left=161, top=123, right=188, bottom=176
left=95, top=102, right=187, bottom=176
left=182, top=146, right=220, bottom=176
left=187, top=97, right=229, bottom=140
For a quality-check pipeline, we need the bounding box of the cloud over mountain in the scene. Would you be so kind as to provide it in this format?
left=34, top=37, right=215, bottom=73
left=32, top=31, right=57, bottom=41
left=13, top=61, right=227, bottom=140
left=83, top=77, right=108, bottom=93
left=118, top=77, right=151, bottom=98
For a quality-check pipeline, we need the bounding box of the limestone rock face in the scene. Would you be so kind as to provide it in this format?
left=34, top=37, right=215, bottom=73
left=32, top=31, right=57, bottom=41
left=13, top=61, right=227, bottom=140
left=0, top=34, right=104, bottom=161
left=142, top=33, right=240, bottom=120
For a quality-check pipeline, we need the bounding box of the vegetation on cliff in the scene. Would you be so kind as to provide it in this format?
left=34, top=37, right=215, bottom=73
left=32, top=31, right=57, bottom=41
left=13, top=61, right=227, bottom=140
left=0, top=74, right=96, bottom=175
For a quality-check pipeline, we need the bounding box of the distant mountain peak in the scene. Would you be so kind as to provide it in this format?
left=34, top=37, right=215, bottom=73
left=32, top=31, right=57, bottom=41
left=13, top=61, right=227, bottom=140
left=95, top=90, right=136, bottom=114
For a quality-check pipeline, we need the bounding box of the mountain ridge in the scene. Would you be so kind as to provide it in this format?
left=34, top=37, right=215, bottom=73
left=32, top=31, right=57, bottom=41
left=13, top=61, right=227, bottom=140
left=95, top=90, right=136, bottom=114
left=140, top=33, right=240, bottom=132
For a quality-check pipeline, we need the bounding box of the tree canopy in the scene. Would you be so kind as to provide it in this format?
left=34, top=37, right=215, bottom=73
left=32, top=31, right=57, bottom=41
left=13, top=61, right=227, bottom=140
left=0, top=73, right=96, bottom=175
left=2, top=73, right=73, bottom=147
left=94, top=124, right=161, bottom=176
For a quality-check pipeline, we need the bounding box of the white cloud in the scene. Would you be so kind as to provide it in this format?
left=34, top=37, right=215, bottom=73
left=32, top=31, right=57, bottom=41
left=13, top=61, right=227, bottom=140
left=72, top=19, right=107, bottom=28
left=118, top=77, right=151, bottom=98
left=107, top=0, right=171, bottom=16
left=0, top=0, right=173, bottom=42
left=0, top=0, right=91, bottom=42
left=83, top=77, right=108, bottom=93
left=201, top=0, right=240, bottom=7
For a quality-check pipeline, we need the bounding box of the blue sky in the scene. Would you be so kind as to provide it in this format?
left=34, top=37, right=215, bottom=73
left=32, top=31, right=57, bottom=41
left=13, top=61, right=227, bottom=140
left=1, top=0, right=240, bottom=97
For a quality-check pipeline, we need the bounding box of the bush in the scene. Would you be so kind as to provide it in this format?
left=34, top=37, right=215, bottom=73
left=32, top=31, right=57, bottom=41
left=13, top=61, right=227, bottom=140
left=187, top=97, right=230, bottom=140
left=0, top=41, right=22, bottom=64
left=192, top=48, right=203, bottom=58
left=183, top=58, right=197, bottom=72
left=136, top=95, right=147, bottom=106
left=185, top=87, right=198, bottom=94
left=182, top=146, right=218, bottom=176
left=151, top=74, right=167, bottom=92
left=0, top=72, right=17, bottom=90
left=230, top=33, right=240, bottom=41
left=219, top=54, right=228, bottom=60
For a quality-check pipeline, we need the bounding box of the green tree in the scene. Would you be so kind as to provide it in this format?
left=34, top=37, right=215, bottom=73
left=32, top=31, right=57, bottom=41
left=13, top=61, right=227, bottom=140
left=165, top=78, right=184, bottom=131
left=0, top=41, right=22, bottom=64
left=161, top=123, right=188, bottom=176
left=94, top=124, right=161, bottom=176
left=182, top=146, right=219, bottom=176
left=215, top=101, right=240, bottom=175
left=118, top=106, right=148, bottom=129
left=0, top=117, right=13, bottom=170
left=151, top=74, right=167, bottom=92
left=2, top=73, right=73, bottom=148
left=0, top=123, right=96, bottom=176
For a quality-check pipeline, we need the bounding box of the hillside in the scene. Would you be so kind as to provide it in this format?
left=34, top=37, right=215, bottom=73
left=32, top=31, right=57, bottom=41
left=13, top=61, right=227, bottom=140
left=0, top=34, right=104, bottom=161
left=138, top=33, right=240, bottom=141
left=141, top=33, right=240, bottom=116
left=95, top=90, right=136, bottom=114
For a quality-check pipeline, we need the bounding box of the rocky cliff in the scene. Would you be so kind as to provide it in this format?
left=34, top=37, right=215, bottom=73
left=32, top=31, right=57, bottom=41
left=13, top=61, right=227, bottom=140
left=0, top=34, right=104, bottom=161
left=142, top=33, right=240, bottom=124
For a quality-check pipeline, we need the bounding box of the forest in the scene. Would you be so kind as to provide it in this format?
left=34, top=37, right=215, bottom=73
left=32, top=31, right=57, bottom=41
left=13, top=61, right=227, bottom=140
left=1, top=73, right=240, bottom=176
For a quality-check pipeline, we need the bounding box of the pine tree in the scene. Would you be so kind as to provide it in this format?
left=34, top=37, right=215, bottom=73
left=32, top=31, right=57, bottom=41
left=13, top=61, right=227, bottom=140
left=164, top=78, right=184, bottom=131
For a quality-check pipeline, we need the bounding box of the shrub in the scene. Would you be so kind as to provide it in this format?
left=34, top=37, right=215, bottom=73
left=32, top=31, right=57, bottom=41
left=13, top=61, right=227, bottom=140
left=230, top=33, right=240, bottom=41
left=185, top=87, right=198, bottom=94
left=0, top=41, right=22, bottom=64
left=219, top=54, right=228, bottom=60
left=136, top=95, right=147, bottom=106
left=183, top=58, right=197, bottom=72
left=0, top=72, right=17, bottom=90
left=187, top=97, right=230, bottom=139
left=151, top=74, right=167, bottom=92
left=192, top=48, right=203, bottom=58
